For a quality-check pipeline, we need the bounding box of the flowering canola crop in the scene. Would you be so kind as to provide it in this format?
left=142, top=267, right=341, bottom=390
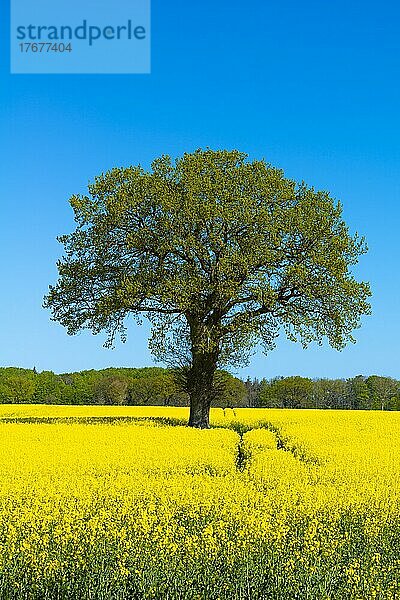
left=0, top=405, right=399, bottom=599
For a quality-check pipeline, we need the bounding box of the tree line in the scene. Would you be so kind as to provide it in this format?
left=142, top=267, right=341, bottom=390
left=0, top=367, right=246, bottom=408
left=0, top=367, right=398, bottom=410
left=254, top=375, right=400, bottom=411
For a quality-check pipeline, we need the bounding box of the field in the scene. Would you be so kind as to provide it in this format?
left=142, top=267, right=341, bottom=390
left=0, top=406, right=399, bottom=599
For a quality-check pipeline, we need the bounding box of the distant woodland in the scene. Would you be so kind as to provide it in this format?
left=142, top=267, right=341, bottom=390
left=0, top=367, right=399, bottom=410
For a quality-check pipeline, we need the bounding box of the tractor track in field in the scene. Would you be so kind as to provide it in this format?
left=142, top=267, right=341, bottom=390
left=0, top=413, right=320, bottom=470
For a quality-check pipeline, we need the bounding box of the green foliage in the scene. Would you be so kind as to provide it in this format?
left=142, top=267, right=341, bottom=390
left=346, top=375, right=370, bottom=410
left=0, top=367, right=247, bottom=408
left=244, top=377, right=262, bottom=408
left=213, top=370, right=247, bottom=409
left=0, top=367, right=399, bottom=411
left=127, top=371, right=187, bottom=406
left=259, top=375, right=400, bottom=411
left=93, top=374, right=129, bottom=405
left=312, top=378, right=348, bottom=409
left=259, top=376, right=313, bottom=408
left=365, top=375, right=399, bottom=410
left=43, top=148, right=371, bottom=426
left=0, top=368, right=36, bottom=403
left=44, top=149, right=371, bottom=364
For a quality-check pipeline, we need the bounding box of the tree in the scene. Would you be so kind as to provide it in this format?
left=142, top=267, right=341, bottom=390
left=44, top=149, right=371, bottom=427
left=33, top=370, right=68, bottom=404
left=94, top=374, right=129, bottom=405
left=366, top=375, right=399, bottom=411
left=346, top=375, right=370, bottom=410
left=259, top=376, right=313, bottom=408
left=0, top=368, right=36, bottom=403
left=312, top=378, right=347, bottom=409
left=128, top=372, right=186, bottom=406
left=244, top=377, right=261, bottom=408
left=258, top=378, right=277, bottom=408
left=212, top=371, right=247, bottom=409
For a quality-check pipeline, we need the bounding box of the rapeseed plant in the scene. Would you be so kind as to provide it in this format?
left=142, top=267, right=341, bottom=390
left=0, top=406, right=399, bottom=598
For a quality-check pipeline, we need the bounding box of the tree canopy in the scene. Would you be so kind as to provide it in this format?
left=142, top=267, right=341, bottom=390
left=44, top=149, right=371, bottom=427
left=3, top=368, right=399, bottom=412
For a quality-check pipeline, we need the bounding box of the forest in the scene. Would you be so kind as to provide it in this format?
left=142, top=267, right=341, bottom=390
left=0, top=367, right=398, bottom=411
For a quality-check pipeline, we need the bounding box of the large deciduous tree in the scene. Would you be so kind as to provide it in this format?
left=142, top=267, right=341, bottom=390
left=44, top=149, right=371, bottom=427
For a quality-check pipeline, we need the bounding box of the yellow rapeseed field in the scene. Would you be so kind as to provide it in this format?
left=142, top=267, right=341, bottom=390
left=0, top=405, right=399, bottom=599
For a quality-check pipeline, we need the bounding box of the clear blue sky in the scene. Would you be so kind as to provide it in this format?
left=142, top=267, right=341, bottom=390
left=1, top=0, right=399, bottom=380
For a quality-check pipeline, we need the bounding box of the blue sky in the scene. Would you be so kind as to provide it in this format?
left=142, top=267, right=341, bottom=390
left=0, top=0, right=399, bottom=380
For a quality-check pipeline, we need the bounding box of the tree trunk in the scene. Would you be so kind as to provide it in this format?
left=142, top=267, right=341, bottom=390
left=184, top=316, right=220, bottom=428
left=188, top=392, right=211, bottom=428
left=187, top=350, right=218, bottom=428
